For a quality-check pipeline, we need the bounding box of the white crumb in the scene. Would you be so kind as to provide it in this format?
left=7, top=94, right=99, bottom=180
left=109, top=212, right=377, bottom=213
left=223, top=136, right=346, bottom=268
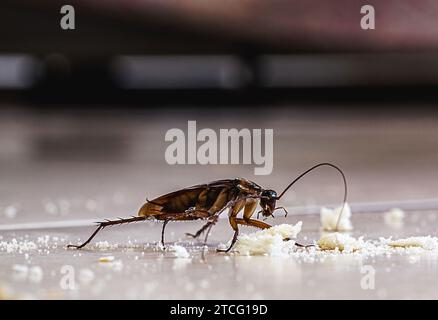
left=94, top=241, right=114, bottom=249
left=169, top=245, right=190, bottom=258
left=232, top=222, right=302, bottom=256
left=43, top=200, right=59, bottom=215
left=3, top=205, right=18, bottom=219
left=98, top=257, right=123, bottom=271
left=317, top=232, right=362, bottom=253
left=258, top=223, right=302, bottom=239
left=217, top=243, right=228, bottom=251
left=154, top=242, right=165, bottom=251
left=220, top=223, right=438, bottom=263
left=1, top=239, right=38, bottom=253
left=37, top=235, right=50, bottom=246
left=312, top=233, right=438, bottom=260
left=320, top=203, right=352, bottom=231
left=98, top=256, right=115, bottom=263
left=384, top=208, right=405, bottom=227
left=388, top=236, right=438, bottom=250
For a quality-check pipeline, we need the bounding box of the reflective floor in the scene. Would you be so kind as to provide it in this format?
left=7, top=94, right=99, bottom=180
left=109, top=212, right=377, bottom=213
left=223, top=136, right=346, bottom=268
left=1, top=106, right=438, bottom=299
left=1, top=211, right=438, bottom=299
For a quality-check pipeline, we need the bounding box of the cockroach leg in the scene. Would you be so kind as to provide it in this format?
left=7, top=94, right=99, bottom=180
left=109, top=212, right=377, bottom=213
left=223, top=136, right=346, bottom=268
left=217, top=215, right=239, bottom=253
left=186, top=216, right=218, bottom=239
left=185, top=221, right=213, bottom=239
left=203, top=222, right=215, bottom=247
left=293, top=242, right=314, bottom=248
left=161, top=220, right=169, bottom=247
left=67, top=225, right=104, bottom=249
left=236, top=218, right=271, bottom=229
left=216, top=218, right=272, bottom=253
left=67, top=216, right=147, bottom=249
left=216, top=229, right=239, bottom=253
left=284, top=238, right=313, bottom=248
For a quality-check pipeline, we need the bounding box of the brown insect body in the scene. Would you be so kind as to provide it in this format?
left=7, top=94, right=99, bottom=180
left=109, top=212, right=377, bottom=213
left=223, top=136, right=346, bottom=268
left=137, top=178, right=277, bottom=251
left=67, top=163, right=347, bottom=252
left=139, top=178, right=266, bottom=219
left=139, top=179, right=245, bottom=219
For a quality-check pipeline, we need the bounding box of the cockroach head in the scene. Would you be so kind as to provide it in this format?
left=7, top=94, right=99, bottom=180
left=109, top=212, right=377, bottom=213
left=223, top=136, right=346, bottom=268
left=260, top=189, right=278, bottom=216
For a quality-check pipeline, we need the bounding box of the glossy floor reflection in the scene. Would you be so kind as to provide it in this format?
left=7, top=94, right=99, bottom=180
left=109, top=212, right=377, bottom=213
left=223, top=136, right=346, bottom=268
left=1, top=107, right=438, bottom=299
left=1, top=211, right=438, bottom=299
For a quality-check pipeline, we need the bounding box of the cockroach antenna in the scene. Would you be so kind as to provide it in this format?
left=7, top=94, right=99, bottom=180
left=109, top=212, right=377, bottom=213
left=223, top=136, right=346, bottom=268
left=276, top=163, right=348, bottom=231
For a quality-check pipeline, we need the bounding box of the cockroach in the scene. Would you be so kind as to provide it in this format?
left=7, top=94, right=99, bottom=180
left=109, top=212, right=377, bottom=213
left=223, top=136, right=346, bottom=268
left=67, top=163, right=347, bottom=252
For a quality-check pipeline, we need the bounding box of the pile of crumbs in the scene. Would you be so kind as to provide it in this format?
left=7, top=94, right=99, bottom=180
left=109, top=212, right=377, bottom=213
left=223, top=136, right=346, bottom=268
left=320, top=203, right=353, bottom=231
left=169, top=245, right=191, bottom=259
left=317, top=232, right=363, bottom=252
left=94, top=241, right=119, bottom=250
left=384, top=208, right=405, bottom=227
left=299, top=234, right=438, bottom=262
left=0, top=236, right=66, bottom=254
left=228, top=222, right=302, bottom=256
left=228, top=223, right=438, bottom=260
left=2, top=205, right=18, bottom=219
left=387, top=236, right=438, bottom=250
left=0, top=239, right=38, bottom=254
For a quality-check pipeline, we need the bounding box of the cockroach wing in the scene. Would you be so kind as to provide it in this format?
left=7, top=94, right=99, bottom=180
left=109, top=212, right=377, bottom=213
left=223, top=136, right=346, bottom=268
left=138, top=179, right=239, bottom=217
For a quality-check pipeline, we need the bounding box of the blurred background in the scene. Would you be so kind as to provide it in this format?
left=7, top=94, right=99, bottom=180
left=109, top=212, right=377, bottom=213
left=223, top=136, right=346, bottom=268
left=2, top=0, right=438, bottom=225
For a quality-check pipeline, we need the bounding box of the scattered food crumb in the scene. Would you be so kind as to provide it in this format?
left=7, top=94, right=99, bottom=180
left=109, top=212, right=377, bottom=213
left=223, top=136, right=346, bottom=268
left=43, top=200, right=57, bottom=215
left=320, top=203, right=352, bottom=231
left=384, top=208, right=405, bottom=227
left=99, top=256, right=115, bottom=263
left=98, top=256, right=123, bottom=271
left=388, top=236, right=438, bottom=250
left=169, top=245, right=190, bottom=258
left=1, top=238, right=38, bottom=253
left=3, top=205, right=18, bottom=219
left=154, top=242, right=165, bottom=251
left=99, top=259, right=124, bottom=271
left=232, top=222, right=302, bottom=256
left=94, top=241, right=115, bottom=249
left=317, top=232, right=362, bottom=252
